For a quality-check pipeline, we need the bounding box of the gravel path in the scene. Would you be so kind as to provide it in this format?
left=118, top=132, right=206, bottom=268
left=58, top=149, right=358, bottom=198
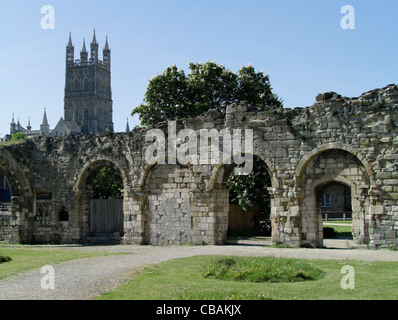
left=1, top=242, right=398, bottom=300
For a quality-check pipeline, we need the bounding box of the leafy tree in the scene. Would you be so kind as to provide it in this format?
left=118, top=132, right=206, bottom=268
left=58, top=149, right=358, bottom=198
left=11, top=132, right=28, bottom=142
left=92, top=167, right=123, bottom=199
left=132, top=62, right=278, bottom=218
left=187, top=62, right=238, bottom=115
left=132, top=65, right=191, bottom=126
left=132, top=62, right=282, bottom=126
left=237, top=65, right=282, bottom=108
left=227, top=157, right=271, bottom=212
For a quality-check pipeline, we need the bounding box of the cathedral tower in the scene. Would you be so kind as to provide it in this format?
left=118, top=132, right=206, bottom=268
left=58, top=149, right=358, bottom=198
left=63, top=31, right=114, bottom=134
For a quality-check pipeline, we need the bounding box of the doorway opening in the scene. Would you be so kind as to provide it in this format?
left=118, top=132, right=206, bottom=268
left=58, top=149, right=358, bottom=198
left=225, top=156, right=272, bottom=241
left=82, top=163, right=124, bottom=243
left=317, top=182, right=353, bottom=241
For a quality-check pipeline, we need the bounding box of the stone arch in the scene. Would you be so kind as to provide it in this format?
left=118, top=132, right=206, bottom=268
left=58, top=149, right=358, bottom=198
left=296, top=147, right=372, bottom=247
left=210, top=154, right=278, bottom=244
left=142, top=163, right=194, bottom=245
left=83, top=77, right=89, bottom=91
left=75, top=158, right=129, bottom=193
left=295, top=143, right=376, bottom=188
left=208, top=153, right=278, bottom=191
left=0, top=149, right=32, bottom=243
left=73, top=78, right=79, bottom=91
left=138, top=158, right=197, bottom=190
left=74, top=158, right=129, bottom=243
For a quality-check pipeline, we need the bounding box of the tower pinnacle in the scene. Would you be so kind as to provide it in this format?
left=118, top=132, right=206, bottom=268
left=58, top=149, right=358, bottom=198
left=90, top=29, right=98, bottom=62
left=81, top=38, right=88, bottom=64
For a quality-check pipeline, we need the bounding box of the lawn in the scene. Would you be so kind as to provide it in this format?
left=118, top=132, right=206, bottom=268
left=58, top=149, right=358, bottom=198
left=324, top=221, right=353, bottom=239
left=0, top=246, right=120, bottom=280
left=97, top=255, right=398, bottom=300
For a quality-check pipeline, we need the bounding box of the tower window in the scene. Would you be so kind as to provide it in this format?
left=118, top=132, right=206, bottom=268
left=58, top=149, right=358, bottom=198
left=73, top=79, right=79, bottom=91
left=84, top=79, right=89, bottom=91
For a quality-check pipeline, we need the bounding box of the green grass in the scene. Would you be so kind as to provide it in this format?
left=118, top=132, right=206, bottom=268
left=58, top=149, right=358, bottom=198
left=202, top=257, right=323, bottom=283
left=0, top=255, right=12, bottom=263
left=0, top=139, right=27, bottom=147
left=324, top=222, right=353, bottom=239
left=97, top=256, right=398, bottom=300
left=0, top=246, right=121, bottom=280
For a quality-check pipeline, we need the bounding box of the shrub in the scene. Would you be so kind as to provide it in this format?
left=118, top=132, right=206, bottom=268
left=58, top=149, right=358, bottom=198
left=323, top=227, right=337, bottom=239
left=0, top=256, right=12, bottom=263
left=11, top=133, right=28, bottom=142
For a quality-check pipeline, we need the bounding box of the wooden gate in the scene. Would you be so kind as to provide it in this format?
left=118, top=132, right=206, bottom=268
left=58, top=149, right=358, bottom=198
left=90, top=199, right=124, bottom=235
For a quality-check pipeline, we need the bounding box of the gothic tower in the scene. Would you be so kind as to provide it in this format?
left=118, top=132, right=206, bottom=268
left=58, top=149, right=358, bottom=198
left=63, top=30, right=114, bottom=134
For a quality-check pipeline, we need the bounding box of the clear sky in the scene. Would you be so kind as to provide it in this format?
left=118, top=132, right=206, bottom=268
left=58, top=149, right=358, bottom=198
left=0, top=0, right=397, bottom=137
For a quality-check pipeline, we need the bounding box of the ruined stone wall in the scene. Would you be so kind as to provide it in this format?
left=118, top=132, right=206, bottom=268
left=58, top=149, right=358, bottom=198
left=0, top=84, right=397, bottom=248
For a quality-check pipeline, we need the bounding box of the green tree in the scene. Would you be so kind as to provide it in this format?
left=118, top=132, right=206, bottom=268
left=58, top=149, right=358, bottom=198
left=237, top=65, right=282, bottom=108
left=132, top=62, right=279, bottom=217
left=227, top=157, right=271, bottom=212
left=132, top=65, right=190, bottom=126
left=187, top=62, right=238, bottom=115
left=132, top=62, right=282, bottom=126
left=11, top=132, right=28, bottom=142
left=92, top=167, right=123, bottom=199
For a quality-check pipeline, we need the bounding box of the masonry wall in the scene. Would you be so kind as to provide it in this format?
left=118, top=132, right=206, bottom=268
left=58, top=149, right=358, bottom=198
left=0, top=84, right=397, bottom=249
left=145, top=164, right=192, bottom=245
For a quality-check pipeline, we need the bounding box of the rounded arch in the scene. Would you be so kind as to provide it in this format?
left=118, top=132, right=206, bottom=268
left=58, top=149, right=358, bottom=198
left=73, top=157, right=129, bottom=243
left=0, top=149, right=32, bottom=198
left=0, top=148, right=33, bottom=243
left=207, top=153, right=279, bottom=191
left=137, top=159, right=196, bottom=190
left=309, top=174, right=360, bottom=198
left=74, top=157, right=128, bottom=194
left=295, top=143, right=376, bottom=189
left=208, top=154, right=277, bottom=243
left=296, top=146, right=372, bottom=247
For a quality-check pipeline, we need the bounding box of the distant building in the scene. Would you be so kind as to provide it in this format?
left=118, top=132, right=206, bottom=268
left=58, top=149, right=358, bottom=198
left=61, top=30, right=114, bottom=135
left=6, top=30, right=114, bottom=140
left=7, top=113, right=46, bottom=140
left=320, top=182, right=352, bottom=220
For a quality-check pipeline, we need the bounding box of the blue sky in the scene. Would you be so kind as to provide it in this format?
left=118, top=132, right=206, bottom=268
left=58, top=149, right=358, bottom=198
left=0, top=0, right=397, bottom=136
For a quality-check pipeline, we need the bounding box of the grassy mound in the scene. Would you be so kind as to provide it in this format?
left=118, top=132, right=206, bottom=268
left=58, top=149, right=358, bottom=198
left=202, top=256, right=324, bottom=283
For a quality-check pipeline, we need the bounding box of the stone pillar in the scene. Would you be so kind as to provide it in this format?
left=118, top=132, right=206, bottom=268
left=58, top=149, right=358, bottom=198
left=122, top=189, right=148, bottom=245
left=11, top=196, right=32, bottom=244
left=271, top=187, right=302, bottom=247
left=0, top=200, right=20, bottom=243
left=190, top=189, right=229, bottom=245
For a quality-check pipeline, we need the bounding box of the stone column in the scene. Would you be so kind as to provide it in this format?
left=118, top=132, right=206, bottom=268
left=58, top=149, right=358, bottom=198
left=122, top=188, right=148, bottom=245
left=190, top=189, right=229, bottom=245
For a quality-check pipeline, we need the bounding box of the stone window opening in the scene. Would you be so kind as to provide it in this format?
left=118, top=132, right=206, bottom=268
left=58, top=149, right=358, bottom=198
left=58, top=206, right=69, bottom=222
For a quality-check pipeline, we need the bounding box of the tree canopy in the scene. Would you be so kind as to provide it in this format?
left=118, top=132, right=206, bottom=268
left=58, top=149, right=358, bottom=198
left=11, top=132, right=28, bottom=142
left=92, top=167, right=123, bottom=199
left=132, top=62, right=278, bottom=217
left=227, top=157, right=271, bottom=212
left=132, top=62, right=283, bottom=126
